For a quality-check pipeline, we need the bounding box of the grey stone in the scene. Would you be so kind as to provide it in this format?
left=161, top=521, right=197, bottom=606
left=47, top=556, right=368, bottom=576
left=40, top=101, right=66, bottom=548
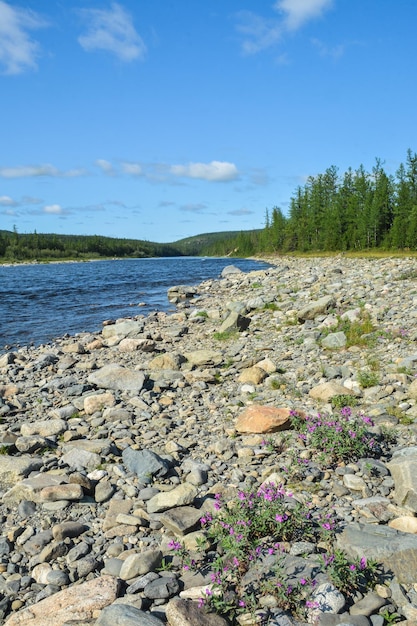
left=336, top=522, right=417, bottom=584
left=387, top=447, right=417, bottom=512
left=349, top=591, right=387, bottom=615
left=146, top=483, right=197, bottom=514
left=46, top=570, right=70, bottom=587
left=143, top=576, right=180, bottom=599
left=166, top=598, right=229, bottom=626
left=159, top=506, right=202, bottom=535
left=0, top=456, right=43, bottom=487
left=119, top=550, right=163, bottom=580
left=221, top=265, right=243, bottom=277
left=122, top=447, right=169, bottom=483
left=322, top=331, right=347, bottom=349
left=218, top=310, right=250, bottom=333
left=88, top=364, right=145, bottom=394
left=61, top=448, right=101, bottom=472
left=298, top=295, right=336, bottom=321
left=96, top=604, right=165, bottom=625
left=101, top=320, right=144, bottom=339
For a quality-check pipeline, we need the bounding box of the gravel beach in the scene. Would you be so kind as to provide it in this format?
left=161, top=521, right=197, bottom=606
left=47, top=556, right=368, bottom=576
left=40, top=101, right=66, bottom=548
left=2, top=256, right=417, bottom=625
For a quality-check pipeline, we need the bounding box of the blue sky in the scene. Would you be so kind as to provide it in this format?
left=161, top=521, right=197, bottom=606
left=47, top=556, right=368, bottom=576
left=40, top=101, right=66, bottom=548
left=1, top=0, right=417, bottom=243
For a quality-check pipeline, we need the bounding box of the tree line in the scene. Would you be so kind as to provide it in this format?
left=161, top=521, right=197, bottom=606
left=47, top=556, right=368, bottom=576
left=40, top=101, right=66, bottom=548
left=0, top=230, right=182, bottom=262
left=4, top=149, right=417, bottom=262
left=204, top=149, right=417, bottom=256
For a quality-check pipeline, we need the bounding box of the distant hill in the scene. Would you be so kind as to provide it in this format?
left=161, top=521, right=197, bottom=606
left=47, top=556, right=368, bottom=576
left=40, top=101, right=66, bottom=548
left=170, top=231, right=245, bottom=255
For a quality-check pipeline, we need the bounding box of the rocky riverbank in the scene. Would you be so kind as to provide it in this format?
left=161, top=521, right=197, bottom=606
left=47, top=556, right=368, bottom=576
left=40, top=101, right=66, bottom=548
left=2, top=256, right=417, bottom=625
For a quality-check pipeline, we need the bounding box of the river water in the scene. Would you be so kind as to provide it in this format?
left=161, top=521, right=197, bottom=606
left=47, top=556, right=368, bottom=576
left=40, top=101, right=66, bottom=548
left=0, top=257, right=271, bottom=351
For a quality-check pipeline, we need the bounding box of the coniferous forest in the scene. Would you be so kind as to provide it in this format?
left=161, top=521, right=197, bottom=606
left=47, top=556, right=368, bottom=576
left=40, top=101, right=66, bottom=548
left=3, top=150, right=417, bottom=262
left=204, top=149, right=417, bottom=257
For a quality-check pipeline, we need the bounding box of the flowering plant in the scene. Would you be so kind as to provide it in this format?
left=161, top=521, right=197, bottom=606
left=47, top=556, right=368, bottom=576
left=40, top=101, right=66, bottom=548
left=169, top=484, right=381, bottom=623
left=290, top=407, right=380, bottom=466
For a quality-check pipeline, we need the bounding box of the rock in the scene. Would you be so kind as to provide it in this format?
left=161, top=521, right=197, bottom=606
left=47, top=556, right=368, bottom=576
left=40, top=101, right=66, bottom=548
left=387, top=447, right=417, bottom=512
left=4, top=576, right=119, bottom=625
left=235, top=405, right=292, bottom=434
left=407, top=378, right=417, bottom=399
left=349, top=591, right=387, bottom=615
left=166, top=597, right=229, bottom=626
left=61, top=447, right=101, bottom=472
left=122, top=447, right=170, bottom=483
left=309, top=582, right=345, bottom=622
left=388, top=516, right=417, bottom=533
left=119, top=338, right=156, bottom=352
left=147, top=483, right=197, bottom=514
left=183, top=350, right=223, bottom=366
left=220, top=265, right=243, bottom=277
left=52, top=521, right=87, bottom=541
left=21, top=419, right=67, bottom=437
left=143, top=576, right=180, bottom=599
left=84, top=392, right=115, bottom=414
left=309, top=381, right=356, bottom=402
left=167, top=285, right=198, bottom=302
left=39, top=483, right=84, bottom=502
left=322, top=331, right=347, bottom=349
left=238, top=366, right=268, bottom=385
left=298, top=295, right=336, bottom=321
left=148, top=352, right=185, bottom=370
left=0, top=457, right=43, bottom=487
left=101, top=319, right=144, bottom=339
left=119, top=550, right=163, bottom=580
left=218, top=310, right=250, bottom=333
left=96, top=604, right=165, bottom=626
left=159, top=506, right=202, bottom=535
left=336, top=522, right=417, bottom=584
left=88, top=364, right=145, bottom=394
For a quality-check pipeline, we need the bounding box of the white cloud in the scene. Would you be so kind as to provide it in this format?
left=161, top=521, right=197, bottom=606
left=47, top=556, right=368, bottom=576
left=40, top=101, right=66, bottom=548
left=276, top=0, right=333, bottom=31
left=96, top=159, right=116, bottom=176
left=171, top=161, right=239, bottom=182
left=78, top=3, right=146, bottom=62
left=43, top=204, right=63, bottom=215
left=179, top=203, right=207, bottom=213
left=236, top=11, right=283, bottom=55
left=236, top=0, right=333, bottom=55
left=0, top=195, right=17, bottom=206
left=0, top=164, right=86, bottom=178
left=121, top=162, right=142, bottom=176
left=0, top=1, right=47, bottom=75
left=311, top=37, right=344, bottom=59
left=228, top=208, right=254, bottom=216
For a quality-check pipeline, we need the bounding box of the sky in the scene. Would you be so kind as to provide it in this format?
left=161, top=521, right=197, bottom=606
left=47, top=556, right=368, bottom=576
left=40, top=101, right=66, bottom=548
left=1, top=0, right=417, bottom=243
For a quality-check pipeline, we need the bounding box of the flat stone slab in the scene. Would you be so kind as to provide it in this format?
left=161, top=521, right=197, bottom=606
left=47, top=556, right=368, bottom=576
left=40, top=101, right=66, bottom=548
left=336, top=522, right=417, bottom=584
left=0, top=456, right=43, bottom=487
left=4, top=575, right=119, bottom=625
left=88, top=364, right=145, bottom=394
left=3, top=473, right=68, bottom=503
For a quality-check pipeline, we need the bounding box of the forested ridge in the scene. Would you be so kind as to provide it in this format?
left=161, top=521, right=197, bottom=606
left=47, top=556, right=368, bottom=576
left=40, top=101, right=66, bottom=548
left=204, top=149, right=417, bottom=256
left=0, top=231, right=183, bottom=262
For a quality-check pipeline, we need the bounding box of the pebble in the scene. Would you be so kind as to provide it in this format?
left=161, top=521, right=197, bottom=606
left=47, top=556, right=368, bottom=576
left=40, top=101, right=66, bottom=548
left=3, top=256, right=417, bottom=624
